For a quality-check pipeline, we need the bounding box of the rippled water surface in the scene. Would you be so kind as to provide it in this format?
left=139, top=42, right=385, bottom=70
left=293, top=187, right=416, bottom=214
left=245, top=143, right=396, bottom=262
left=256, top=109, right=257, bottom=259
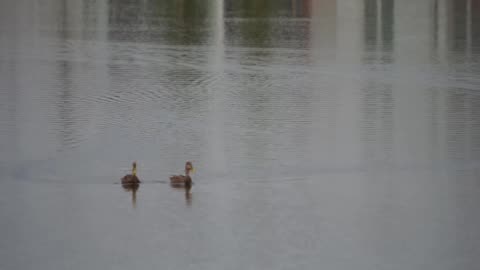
left=1, top=0, right=480, bottom=269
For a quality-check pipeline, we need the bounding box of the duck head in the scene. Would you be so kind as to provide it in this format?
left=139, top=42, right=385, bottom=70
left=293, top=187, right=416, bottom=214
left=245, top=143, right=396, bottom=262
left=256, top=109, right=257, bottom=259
left=185, top=161, right=194, bottom=175
left=132, top=162, right=137, bottom=176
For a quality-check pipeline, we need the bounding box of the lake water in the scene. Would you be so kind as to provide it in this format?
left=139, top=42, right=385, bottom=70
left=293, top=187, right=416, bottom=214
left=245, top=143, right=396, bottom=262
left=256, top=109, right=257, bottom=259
left=1, top=0, right=480, bottom=269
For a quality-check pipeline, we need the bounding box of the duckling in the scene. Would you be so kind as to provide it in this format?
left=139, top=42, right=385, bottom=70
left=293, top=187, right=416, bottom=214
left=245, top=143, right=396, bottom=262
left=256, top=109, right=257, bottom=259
left=170, top=161, right=194, bottom=187
left=121, top=162, right=140, bottom=184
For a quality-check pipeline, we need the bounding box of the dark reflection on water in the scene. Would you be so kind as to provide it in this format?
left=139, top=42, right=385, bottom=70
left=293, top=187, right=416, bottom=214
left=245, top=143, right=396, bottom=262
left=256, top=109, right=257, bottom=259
left=170, top=183, right=193, bottom=206
left=122, top=182, right=139, bottom=208
left=1, top=0, right=480, bottom=269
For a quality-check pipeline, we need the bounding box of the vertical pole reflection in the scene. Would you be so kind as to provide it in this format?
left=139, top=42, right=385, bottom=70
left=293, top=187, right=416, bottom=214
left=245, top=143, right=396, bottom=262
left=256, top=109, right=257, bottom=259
left=308, top=0, right=337, bottom=167
left=335, top=0, right=364, bottom=166
left=436, top=0, right=449, bottom=64
left=392, top=0, right=434, bottom=164
left=376, top=0, right=383, bottom=50
left=466, top=0, right=472, bottom=57
left=309, top=0, right=364, bottom=167
left=207, top=0, right=226, bottom=177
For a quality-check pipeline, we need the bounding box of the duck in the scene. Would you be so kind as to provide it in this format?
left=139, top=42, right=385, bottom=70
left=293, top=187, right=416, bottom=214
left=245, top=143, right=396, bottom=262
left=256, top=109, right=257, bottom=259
left=170, top=161, right=194, bottom=187
left=121, top=162, right=141, bottom=184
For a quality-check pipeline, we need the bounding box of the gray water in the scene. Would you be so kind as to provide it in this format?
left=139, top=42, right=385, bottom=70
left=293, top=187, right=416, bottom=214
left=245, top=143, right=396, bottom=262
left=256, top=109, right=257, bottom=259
left=1, top=0, right=480, bottom=269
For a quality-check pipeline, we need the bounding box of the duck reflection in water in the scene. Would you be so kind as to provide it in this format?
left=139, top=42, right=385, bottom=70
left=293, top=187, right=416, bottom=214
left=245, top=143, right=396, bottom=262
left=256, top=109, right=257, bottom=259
left=170, top=182, right=192, bottom=206
left=185, top=185, right=192, bottom=206
left=122, top=182, right=139, bottom=208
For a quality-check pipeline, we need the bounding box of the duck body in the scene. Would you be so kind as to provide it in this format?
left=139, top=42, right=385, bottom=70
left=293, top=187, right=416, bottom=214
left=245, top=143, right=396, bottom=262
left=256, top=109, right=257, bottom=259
left=122, top=174, right=140, bottom=184
left=169, top=161, right=194, bottom=188
left=169, top=175, right=192, bottom=187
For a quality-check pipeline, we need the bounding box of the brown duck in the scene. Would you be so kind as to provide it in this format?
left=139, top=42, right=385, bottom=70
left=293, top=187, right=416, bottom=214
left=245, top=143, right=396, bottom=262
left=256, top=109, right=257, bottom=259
left=170, top=161, right=194, bottom=187
left=121, top=162, right=141, bottom=184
